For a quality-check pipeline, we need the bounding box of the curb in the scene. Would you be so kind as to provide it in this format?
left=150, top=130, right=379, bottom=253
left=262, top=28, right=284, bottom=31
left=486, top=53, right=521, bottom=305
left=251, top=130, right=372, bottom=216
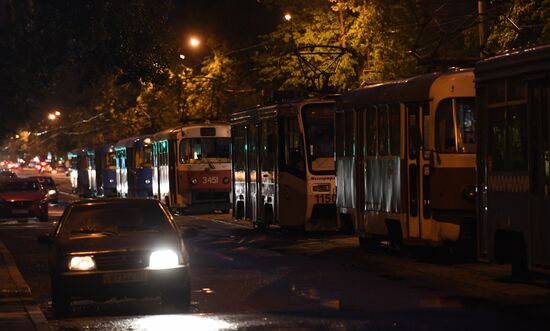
left=0, top=240, right=51, bottom=331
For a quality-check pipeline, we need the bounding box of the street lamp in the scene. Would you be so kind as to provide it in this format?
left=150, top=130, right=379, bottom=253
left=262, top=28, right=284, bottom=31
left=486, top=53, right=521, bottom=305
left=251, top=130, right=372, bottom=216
left=284, top=13, right=292, bottom=21
left=190, top=37, right=200, bottom=48
left=48, top=113, right=57, bottom=120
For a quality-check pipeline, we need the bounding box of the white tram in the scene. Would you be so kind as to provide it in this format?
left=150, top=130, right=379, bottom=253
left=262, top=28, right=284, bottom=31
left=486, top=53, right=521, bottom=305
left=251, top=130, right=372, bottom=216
left=336, top=69, right=476, bottom=251
left=230, top=97, right=338, bottom=231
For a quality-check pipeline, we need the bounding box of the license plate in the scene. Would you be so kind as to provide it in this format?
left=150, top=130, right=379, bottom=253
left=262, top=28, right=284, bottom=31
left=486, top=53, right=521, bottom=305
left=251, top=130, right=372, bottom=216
left=103, top=271, right=148, bottom=284
left=12, top=209, right=29, bottom=215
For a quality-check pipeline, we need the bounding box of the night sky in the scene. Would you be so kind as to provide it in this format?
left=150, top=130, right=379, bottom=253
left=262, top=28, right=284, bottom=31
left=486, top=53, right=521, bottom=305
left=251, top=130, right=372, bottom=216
left=171, top=0, right=282, bottom=59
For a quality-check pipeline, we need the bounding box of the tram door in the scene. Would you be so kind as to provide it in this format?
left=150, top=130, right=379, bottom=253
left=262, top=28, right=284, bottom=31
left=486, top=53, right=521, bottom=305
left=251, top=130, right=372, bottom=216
left=246, top=124, right=260, bottom=222
left=259, top=119, right=277, bottom=225
left=531, top=79, right=550, bottom=267
left=168, top=140, right=178, bottom=207
left=405, top=103, right=430, bottom=240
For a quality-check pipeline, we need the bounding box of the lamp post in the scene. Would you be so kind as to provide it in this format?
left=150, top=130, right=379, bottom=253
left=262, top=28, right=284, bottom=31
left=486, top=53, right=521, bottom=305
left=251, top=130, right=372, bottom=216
left=188, top=37, right=222, bottom=119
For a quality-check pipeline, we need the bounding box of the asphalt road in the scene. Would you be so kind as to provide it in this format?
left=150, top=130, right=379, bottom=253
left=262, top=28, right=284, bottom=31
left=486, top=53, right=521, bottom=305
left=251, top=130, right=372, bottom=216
left=1, top=168, right=550, bottom=330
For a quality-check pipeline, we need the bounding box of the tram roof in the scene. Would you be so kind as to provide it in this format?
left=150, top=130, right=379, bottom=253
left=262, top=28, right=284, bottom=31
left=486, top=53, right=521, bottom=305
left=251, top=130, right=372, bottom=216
left=230, top=97, right=336, bottom=124
left=152, top=122, right=230, bottom=141
left=93, top=142, right=115, bottom=154
left=475, top=44, right=550, bottom=82
left=337, top=70, right=471, bottom=110
left=115, top=134, right=152, bottom=148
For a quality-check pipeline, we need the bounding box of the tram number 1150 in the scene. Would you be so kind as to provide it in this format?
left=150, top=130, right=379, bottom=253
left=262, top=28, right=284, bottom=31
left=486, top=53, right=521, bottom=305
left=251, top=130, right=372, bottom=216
left=315, top=193, right=336, bottom=204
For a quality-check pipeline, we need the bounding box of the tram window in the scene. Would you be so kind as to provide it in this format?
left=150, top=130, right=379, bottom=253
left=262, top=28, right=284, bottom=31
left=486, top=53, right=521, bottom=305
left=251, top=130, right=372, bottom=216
left=436, top=98, right=476, bottom=154
left=280, top=117, right=305, bottom=176
left=335, top=112, right=346, bottom=157
left=488, top=80, right=506, bottom=104
left=260, top=122, right=276, bottom=170
left=408, top=105, right=420, bottom=159
left=389, top=104, right=400, bottom=156
left=436, top=99, right=456, bottom=153
left=105, top=152, right=116, bottom=167
left=378, top=105, right=389, bottom=156
left=344, top=111, right=354, bottom=157
left=366, top=106, right=377, bottom=156
left=488, top=105, right=528, bottom=172
left=457, top=98, right=476, bottom=152
left=336, top=112, right=345, bottom=157
left=302, top=105, right=335, bottom=172
left=507, top=77, right=526, bottom=101
left=142, top=146, right=153, bottom=167
left=232, top=126, right=246, bottom=171
left=180, top=138, right=231, bottom=164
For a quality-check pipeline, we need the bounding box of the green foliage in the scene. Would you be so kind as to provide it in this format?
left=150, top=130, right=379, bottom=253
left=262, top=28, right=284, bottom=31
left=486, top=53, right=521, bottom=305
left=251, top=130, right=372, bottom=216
left=486, top=0, right=550, bottom=53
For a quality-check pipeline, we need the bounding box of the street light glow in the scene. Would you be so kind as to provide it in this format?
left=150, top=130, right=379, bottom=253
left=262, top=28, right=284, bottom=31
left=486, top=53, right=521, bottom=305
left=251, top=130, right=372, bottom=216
left=284, top=13, right=292, bottom=21
left=54, top=110, right=61, bottom=116
left=179, top=54, right=186, bottom=60
left=190, top=37, right=200, bottom=47
left=48, top=113, right=56, bottom=120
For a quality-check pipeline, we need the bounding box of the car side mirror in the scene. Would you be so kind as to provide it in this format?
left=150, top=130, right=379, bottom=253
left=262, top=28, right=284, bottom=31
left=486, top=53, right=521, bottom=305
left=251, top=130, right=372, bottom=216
left=181, top=227, right=197, bottom=239
left=37, top=234, right=53, bottom=245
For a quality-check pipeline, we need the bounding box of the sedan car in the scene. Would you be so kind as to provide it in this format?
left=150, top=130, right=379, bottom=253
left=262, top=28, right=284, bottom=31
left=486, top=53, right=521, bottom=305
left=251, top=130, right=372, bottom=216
left=28, top=176, right=58, bottom=203
left=38, top=198, right=193, bottom=317
left=0, top=179, right=48, bottom=221
left=0, top=169, right=17, bottom=181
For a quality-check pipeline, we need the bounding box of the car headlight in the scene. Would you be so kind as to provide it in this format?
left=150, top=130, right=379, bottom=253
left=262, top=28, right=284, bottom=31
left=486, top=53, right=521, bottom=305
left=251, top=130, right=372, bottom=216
left=48, top=189, right=57, bottom=196
left=68, top=256, right=96, bottom=271
left=149, top=249, right=179, bottom=270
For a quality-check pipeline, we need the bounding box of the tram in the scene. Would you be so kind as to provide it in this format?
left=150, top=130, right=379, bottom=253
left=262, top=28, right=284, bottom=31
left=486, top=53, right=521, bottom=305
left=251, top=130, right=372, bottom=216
left=114, top=135, right=154, bottom=198
left=336, top=69, right=476, bottom=251
left=93, top=143, right=117, bottom=197
left=152, top=122, right=231, bottom=213
left=67, top=147, right=96, bottom=197
left=476, top=44, right=550, bottom=275
left=230, top=97, right=338, bottom=230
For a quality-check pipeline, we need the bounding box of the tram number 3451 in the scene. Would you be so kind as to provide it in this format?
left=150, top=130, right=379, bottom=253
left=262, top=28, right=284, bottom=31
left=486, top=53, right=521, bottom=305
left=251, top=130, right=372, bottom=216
left=315, top=194, right=336, bottom=204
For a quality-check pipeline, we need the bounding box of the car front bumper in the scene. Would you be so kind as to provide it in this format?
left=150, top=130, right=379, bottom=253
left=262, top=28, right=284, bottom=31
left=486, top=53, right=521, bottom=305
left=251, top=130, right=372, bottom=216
left=55, top=265, right=189, bottom=300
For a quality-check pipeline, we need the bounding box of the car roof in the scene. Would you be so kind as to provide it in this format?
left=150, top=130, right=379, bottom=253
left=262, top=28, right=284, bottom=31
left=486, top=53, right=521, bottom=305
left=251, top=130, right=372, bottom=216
left=70, top=198, right=161, bottom=207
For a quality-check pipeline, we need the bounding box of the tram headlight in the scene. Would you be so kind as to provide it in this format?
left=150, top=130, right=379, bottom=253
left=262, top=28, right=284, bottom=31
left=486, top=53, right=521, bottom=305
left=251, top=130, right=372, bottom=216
left=223, top=177, right=230, bottom=184
left=462, top=185, right=476, bottom=203
left=191, top=178, right=198, bottom=185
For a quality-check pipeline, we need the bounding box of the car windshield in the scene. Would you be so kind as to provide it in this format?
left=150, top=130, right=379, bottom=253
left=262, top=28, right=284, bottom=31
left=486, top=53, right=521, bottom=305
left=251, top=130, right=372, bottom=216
left=59, top=202, right=173, bottom=237
left=0, top=181, right=40, bottom=192
left=35, top=177, right=55, bottom=186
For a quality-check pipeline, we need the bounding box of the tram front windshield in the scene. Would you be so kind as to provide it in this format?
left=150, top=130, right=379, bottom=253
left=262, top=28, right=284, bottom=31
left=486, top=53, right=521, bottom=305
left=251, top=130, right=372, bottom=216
left=435, top=97, right=476, bottom=154
left=301, top=104, right=335, bottom=173
left=181, top=138, right=231, bottom=164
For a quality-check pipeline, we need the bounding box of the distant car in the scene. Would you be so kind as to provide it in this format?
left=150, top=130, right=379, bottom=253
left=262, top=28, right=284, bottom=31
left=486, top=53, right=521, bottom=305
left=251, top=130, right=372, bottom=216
left=38, top=198, right=193, bottom=317
left=0, top=179, right=48, bottom=221
left=0, top=170, right=17, bottom=181
left=28, top=176, right=58, bottom=203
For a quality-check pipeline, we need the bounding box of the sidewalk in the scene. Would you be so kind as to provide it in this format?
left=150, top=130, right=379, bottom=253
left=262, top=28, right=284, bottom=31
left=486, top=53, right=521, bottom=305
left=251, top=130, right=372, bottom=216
left=0, top=240, right=50, bottom=331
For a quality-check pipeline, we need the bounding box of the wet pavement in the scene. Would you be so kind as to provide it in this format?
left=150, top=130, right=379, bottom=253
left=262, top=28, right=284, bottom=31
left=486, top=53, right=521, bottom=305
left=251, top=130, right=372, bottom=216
left=1, top=168, right=550, bottom=330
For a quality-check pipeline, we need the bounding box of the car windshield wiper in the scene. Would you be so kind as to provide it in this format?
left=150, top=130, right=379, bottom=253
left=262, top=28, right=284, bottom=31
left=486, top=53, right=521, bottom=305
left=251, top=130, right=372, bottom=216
left=71, top=229, right=118, bottom=236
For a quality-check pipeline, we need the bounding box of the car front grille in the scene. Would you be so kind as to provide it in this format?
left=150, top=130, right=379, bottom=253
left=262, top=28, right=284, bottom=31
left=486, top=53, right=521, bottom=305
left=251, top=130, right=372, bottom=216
left=9, top=201, right=34, bottom=208
left=94, top=251, right=149, bottom=271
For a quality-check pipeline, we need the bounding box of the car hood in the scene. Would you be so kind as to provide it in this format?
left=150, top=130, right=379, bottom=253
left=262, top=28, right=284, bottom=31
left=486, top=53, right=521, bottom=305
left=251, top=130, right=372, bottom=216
left=55, top=232, right=182, bottom=254
left=0, top=191, right=44, bottom=201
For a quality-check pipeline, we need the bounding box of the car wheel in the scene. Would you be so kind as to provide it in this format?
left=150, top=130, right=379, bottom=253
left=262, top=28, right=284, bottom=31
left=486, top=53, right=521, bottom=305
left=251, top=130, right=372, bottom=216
left=162, top=280, right=191, bottom=312
left=39, top=213, right=49, bottom=222
left=51, top=282, right=71, bottom=317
